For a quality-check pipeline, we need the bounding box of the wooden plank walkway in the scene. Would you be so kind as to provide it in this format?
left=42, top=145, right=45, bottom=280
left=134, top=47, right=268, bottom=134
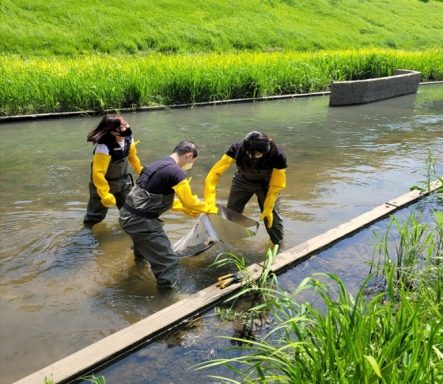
left=14, top=180, right=441, bottom=384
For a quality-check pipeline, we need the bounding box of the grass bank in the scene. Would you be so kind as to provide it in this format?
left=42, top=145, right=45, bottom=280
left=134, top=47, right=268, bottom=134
left=1, top=0, right=443, bottom=55
left=1, top=48, right=442, bottom=116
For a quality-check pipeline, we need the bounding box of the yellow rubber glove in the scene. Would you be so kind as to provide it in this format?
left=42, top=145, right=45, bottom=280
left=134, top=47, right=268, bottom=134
left=171, top=199, right=201, bottom=218
left=204, top=154, right=235, bottom=205
left=128, top=140, right=142, bottom=175
left=92, top=153, right=116, bottom=207
left=260, top=169, right=286, bottom=228
left=173, top=178, right=218, bottom=214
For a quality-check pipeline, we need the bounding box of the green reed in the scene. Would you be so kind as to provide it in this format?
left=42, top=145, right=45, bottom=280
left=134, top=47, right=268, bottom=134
left=1, top=48, right=442, bottom=116
left=197, top=268, right=443, bottom=383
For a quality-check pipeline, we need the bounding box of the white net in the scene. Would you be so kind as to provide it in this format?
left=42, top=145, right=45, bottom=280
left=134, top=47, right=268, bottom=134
left=172, top=205, right=259, bottom=258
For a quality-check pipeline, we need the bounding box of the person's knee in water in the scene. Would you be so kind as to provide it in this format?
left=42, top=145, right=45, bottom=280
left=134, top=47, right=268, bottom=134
left=83, top=114, right=142, bottom=226
left=119, top=140, right=217, bottom=288
left=204, top=131, right=287, bottom=246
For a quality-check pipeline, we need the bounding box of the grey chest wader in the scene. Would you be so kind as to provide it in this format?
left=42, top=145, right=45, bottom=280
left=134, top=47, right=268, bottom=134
left=84, top=156, right=134, bottom=226
left=119, top=162, right=179, bottom=288
left=227, top=167, right=284, bottom=246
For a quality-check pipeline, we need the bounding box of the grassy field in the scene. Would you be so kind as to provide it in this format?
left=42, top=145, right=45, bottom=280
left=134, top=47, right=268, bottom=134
left=2, top=0, right=443, bottom=116
left=1, top=0, right=443, bottom=56
left=1, top=48, right=442, bottom=116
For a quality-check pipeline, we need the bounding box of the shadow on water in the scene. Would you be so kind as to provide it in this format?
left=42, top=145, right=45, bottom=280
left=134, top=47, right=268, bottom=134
left=0, top=85, right=442, bottom=383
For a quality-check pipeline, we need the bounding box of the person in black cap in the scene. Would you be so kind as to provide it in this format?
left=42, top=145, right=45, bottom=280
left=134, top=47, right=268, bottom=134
left=204, top=131, right=287, bottom=247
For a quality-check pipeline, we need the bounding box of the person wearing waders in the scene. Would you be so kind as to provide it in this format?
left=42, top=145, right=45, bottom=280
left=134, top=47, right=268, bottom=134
left=83, top=115, right=142, bottom=226
left=204, top=131, right=287, bottom=247
left=119, top=141, right=218, bottom=288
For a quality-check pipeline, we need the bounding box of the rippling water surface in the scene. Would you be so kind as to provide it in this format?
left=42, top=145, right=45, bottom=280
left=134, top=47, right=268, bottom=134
left=1, top=85, right=442, bottom=383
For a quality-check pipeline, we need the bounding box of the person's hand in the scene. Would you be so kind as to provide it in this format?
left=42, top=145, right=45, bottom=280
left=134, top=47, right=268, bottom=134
left=260, top=209, right=273, bottom=229
left=101, top=193, right=116, bottom=207
left=183, top=208, right=201, bottom=218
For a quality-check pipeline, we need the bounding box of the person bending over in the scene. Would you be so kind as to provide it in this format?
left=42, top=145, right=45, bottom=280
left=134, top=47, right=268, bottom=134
left=204, top=131, right=287, bottom=246
left=119, top=141, right=217, bottom=288
left=84, top=114, right=142, bottom=226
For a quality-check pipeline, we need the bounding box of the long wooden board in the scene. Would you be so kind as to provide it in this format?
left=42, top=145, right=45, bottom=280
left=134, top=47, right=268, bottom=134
left=14, top=180, right=442, bottom=384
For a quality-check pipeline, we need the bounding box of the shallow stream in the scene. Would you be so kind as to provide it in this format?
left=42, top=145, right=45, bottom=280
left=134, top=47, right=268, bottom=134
left=1, top=85, right=442, bottom=383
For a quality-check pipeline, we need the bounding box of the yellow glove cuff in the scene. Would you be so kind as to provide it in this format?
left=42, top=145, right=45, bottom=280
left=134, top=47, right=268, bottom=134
left=173, top=179, right=218, bottom=214
left=128, top=140, right=142, bottom=175
left=269, top=168, right=286, bottom=189
left=92, top=153, right=112, bottom=200
left=204, top=154, right=235, bottom=203
left=260, top=169, right=286, bottom=228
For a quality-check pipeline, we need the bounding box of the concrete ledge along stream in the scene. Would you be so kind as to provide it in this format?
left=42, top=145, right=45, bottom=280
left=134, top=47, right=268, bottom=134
left=1, top=81, right=442, bottom=122
left=14, top=180, right=442, bottom=384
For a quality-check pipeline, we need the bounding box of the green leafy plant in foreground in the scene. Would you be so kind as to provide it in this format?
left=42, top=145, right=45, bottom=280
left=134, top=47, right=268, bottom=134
left=211, top=245, right=278, bottom=321
left=199, top=186, right=443, bottom=382
left=197, top=267, right=443, bottom=383
left=371, top=210, right=436, bottom=286
left=410, top=148, right=443, bottom=196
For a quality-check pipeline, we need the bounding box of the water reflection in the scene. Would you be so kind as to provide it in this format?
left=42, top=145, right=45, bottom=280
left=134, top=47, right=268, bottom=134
left=1, top=85, right=442, bottom=382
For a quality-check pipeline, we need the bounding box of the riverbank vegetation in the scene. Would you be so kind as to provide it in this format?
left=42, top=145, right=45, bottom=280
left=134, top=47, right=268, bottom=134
left=2, top=0, right=443, bottom=117
left=198, top=158, right=443, bottom=383
left=2, top=48, right=442, bottom=116
left=1, top=0, right=443, bottom=56
left=199, top=197, right=443, bottom=383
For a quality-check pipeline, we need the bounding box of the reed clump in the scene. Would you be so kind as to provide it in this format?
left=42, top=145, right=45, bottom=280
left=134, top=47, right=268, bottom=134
left=1, top=48, right=442, bottom=116
left=197, top=183, right=443, bottom=382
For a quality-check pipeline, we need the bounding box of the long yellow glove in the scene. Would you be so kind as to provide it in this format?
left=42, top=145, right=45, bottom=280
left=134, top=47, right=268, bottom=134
left=171, top=199, right=201, bottom=218
left=173, top=179, right=218, bottom=214
left=204, top=154, right=235, bottom=205
left=128, top=140, right=142, bottom=175
left=260, top=169, right=286, bottom=229
left=92, top=153, right=116, bottom=207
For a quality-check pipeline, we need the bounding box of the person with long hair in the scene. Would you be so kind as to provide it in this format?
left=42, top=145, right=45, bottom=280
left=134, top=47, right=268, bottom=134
left=119, top=141, right=217, bottom=288
left=83, top=114, right=142, bottom=226
left=204, top=131, right=287, bottom=247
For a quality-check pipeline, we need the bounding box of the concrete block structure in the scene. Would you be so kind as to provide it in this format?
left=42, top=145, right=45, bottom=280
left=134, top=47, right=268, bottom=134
left=329, top=69, right=421, bottom=106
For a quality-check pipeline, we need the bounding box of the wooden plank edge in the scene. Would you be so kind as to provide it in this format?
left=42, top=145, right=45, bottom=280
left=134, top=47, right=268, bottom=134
left=272, top=204, right=397, bottom=272
left=387, top=180, right=442, bottom=207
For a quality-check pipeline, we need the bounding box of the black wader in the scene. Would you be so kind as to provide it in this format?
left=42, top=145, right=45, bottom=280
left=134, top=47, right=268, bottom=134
left=227, top=169, right=284, bottom=245
left=119, top=163, right=178, bottom=288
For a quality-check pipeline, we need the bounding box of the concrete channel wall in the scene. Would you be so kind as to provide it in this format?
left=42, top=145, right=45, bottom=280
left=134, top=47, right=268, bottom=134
left=329, top=69, right=422, bottom=106
left=13, top=180, right=442, bottom=384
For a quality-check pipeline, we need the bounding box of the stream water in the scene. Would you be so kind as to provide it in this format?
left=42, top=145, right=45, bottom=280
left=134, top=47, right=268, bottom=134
left=1, top=84, right=442, bottom=383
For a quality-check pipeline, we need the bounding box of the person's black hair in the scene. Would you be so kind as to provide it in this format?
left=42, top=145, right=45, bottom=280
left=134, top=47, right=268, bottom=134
left=86, top=115, right=124, bottom=144
left=173, top=141, right=199, bottom=158
left=243, top=131, right=271, bottom=155
left=236, top=131, right=277, bottom=171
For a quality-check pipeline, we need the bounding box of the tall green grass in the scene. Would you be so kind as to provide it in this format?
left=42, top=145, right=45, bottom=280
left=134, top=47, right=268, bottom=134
left=1, top=48, right=442, bottom=116
left=198, top=270, right=443, bottom=383
left=1, top=0, right=443, bottom=56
